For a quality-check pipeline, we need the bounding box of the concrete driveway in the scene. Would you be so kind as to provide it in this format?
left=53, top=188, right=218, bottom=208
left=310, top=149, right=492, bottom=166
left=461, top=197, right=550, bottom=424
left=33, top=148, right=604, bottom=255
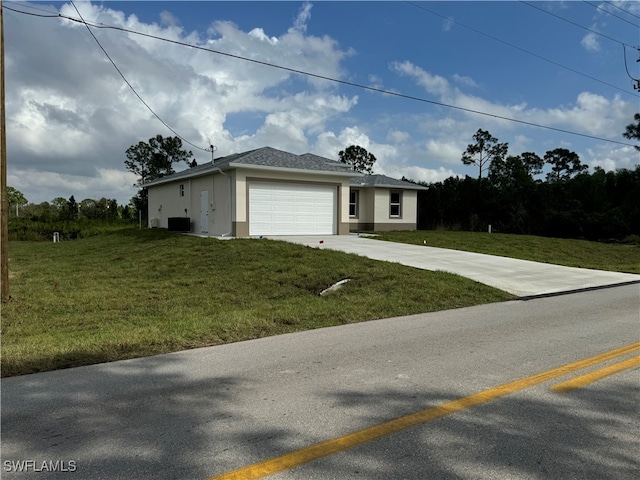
left=268, top=235, right=640, bottom=298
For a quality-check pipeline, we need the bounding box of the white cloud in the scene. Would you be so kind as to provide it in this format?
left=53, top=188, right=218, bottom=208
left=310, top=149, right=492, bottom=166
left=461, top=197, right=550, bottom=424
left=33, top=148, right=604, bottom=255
left=388, top=130, right=410, bottom=144
left=452, top=74, right=478, bottom=89
left=586, top=145, right=639, bottom=172
left=291, top=2, right=313, bottom=33
left=391, top=61, right=450, bottom=96
left=424, top=139, right=466, bottom=166
left=581, top=32, right=600, bottom=52
left=534, top=92, right=633, bottom=138
left=159, top=11, right=180, bottom=28
left=397, top=166, right=458, bottom=184
left=248, top=28, right=279, bottom=44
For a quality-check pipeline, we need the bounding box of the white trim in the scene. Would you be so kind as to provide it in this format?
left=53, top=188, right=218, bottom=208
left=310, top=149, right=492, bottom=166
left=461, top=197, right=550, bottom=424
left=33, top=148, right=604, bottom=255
left=231, top=163, right=361, bottom=177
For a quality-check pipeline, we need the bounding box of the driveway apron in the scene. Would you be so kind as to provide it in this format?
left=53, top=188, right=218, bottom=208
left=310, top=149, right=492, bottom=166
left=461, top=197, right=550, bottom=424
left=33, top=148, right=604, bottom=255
left=268, top=235, right=640, bottom=298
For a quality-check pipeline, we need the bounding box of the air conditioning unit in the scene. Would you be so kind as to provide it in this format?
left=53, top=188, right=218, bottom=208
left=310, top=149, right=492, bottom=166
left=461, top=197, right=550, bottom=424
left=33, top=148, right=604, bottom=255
left=168, top=217, right=191, bottom=232
left=150, top=218, right=160, bottom=228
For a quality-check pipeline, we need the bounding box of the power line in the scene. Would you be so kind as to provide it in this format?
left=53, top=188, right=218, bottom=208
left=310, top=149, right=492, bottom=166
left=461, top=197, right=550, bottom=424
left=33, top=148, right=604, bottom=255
left=71, top=1, right=208, bottom=152
left=583, top=1, right=640, bottom=28
left=603, top=1, right=640, bottom=21
left=68, top=1, right=207, bottom=152
left=404, top=1, right=636, bottom=98
left=4, top=3, right=57, bottom=18
left=3, top=4, right=637, bottom=149
left=5, top=0, right=58, bottom=16
left=521, top=1, right=637, bottom=48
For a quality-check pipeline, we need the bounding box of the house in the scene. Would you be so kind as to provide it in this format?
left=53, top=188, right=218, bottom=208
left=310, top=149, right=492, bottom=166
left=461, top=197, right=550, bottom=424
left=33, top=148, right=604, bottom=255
left=144, top=146, right=426, bottom=236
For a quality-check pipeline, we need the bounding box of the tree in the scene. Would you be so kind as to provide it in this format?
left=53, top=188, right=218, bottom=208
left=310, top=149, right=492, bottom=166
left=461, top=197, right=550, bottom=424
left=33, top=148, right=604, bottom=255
left=338, top=145, right=376, bottom=174
left=544, top=148, right=588, bottom=182
left=125, top=135, right=194, bottom=224
left=7, top=186, right=28, bottom=217
left=78, top=198, right=98, bottom=219
left=520, top=152, right=544, bottom=178
left=66, top=195, right=78, bottom=220
left=51, top=197, right=67, bottom=210
left=461, top=129, right=508, bottom=179
left=489, top=155, right=530, bottom=191
left=120, top=204, right=133, bottom=221
left=105, top=198, right=119, bottom=221
left=622, top=113, right=640, bottom=151
left=124, top=135, right=194, bottom=186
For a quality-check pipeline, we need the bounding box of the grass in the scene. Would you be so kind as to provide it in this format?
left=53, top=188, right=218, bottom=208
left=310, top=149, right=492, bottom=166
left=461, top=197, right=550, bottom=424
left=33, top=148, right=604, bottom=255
left=1, top=228, right=513, bottom=377
left=377, top=230, right=640, bottom=274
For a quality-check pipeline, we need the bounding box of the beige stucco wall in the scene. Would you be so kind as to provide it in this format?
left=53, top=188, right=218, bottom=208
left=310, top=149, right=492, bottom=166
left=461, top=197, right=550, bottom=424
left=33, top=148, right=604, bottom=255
left=148, top=181, right=190, bottom=229
left=348, top=187, right=373, bottom=226
left=147, top=174, right=228, bottom=234
left=349, top=188, right=418, bottom=231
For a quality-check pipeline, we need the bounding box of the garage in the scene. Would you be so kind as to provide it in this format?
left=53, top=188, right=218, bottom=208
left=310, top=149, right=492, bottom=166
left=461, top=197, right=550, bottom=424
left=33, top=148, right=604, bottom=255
left=249, top=182, right=337, bottom=235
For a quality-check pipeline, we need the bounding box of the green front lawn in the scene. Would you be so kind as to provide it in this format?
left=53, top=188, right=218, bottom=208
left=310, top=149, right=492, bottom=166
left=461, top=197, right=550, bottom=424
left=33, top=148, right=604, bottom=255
left=1, top=228, right=512, bottom=377
left=377, top=231, right=640, bottom=274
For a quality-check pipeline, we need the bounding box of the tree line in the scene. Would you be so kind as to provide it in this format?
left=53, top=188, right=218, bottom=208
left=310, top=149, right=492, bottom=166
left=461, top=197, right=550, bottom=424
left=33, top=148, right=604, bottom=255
left=411, top=115, right=640, bottom=241
left=8, top=113, right=638, bottom=242
left=7, top=189, right=136, bottom=241
left=8, top=190, right=133, bottom=222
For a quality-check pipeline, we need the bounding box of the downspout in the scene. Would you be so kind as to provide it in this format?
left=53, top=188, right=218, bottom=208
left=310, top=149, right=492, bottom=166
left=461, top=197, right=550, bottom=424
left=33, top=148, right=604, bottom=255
left=215, top=167, right=233, bottom=237
left=187, top=179, right=191, bottom=220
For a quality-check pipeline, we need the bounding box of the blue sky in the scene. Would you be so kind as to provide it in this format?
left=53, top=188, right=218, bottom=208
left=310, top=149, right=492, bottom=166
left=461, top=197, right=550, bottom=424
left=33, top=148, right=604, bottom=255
left=5, top=1, right=640, bottom=204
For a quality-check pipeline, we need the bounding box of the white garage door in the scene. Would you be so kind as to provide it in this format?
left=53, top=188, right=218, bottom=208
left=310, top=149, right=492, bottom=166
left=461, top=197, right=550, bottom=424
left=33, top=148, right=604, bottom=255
left=249, top=182, right=336, bottom=235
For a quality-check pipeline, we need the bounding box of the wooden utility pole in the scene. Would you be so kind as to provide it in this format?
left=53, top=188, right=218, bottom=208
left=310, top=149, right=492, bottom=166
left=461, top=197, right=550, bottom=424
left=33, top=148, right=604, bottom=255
left=1, top=0, right=9, bottom=303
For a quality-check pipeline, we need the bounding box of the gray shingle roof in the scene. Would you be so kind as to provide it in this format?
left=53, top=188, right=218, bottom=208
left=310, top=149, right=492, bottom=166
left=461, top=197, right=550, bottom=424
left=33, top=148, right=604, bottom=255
left=218, top=147, right=356, bottom=173
left=144, top=146, right=357, bottom=186
left=350, top=174, right=428, bottom=190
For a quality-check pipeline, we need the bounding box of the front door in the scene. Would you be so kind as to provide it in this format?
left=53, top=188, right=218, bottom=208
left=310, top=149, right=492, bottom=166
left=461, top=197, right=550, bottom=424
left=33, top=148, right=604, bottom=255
left=200, top=190, right=209, bottom=233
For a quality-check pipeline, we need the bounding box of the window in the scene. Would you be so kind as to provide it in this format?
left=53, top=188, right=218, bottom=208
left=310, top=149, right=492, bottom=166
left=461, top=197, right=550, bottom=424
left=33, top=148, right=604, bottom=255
left=389, top=191, right=402, bottom=218
left=349, top=190, right=359, bottom=217
left=179, top=184, right=185, bottom=197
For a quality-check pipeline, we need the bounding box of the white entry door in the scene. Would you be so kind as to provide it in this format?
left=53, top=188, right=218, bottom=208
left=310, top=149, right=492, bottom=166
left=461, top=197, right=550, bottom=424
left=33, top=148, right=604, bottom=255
left=249, top=182, right=336, bottom=235
left=200, top=190, right=208, bottom=233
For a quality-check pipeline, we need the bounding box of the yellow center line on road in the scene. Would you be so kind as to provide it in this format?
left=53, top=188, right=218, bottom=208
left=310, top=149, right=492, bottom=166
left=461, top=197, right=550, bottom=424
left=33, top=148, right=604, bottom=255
left=208, top=342, right=640, bottom=480
left=550, top=355, right=640, bottom=394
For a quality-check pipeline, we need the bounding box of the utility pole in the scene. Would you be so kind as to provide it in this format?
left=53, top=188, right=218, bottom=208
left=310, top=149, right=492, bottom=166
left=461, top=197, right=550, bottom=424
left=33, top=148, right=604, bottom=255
left=1, top=0, right=9, bottom=303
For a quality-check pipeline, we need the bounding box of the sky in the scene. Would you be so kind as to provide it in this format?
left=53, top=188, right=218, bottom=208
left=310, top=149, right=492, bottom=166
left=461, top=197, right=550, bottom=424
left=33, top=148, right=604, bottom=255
left=4, top=0, right=640, bottom=205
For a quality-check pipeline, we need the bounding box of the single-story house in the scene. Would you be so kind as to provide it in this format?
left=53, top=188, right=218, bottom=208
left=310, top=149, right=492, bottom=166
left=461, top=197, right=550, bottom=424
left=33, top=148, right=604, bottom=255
left=144, top=146, right=426, bottom=236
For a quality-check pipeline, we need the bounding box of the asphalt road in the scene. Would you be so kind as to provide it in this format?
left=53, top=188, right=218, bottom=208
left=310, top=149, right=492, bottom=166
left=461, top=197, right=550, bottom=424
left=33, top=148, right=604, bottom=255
left=1, top=284, right=639, bottom=480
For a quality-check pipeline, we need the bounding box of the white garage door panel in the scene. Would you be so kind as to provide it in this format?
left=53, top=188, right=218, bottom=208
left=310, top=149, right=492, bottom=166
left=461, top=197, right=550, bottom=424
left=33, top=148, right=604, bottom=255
left=249, top=183, right=336, bottom=235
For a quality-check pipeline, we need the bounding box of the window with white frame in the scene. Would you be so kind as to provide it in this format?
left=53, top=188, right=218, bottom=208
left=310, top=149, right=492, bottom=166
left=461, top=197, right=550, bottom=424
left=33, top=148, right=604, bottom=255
left=389, top=191, right=402, bottom=218
left=179, top=184, right=185, bottom=197
left=349, top=190, right=359, bottom=217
